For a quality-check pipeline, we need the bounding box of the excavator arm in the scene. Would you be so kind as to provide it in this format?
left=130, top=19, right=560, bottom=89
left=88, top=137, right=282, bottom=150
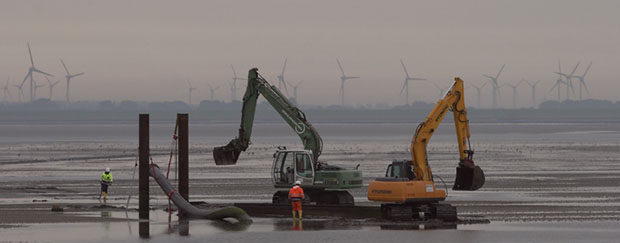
left=411, top=77, right=484, bottom=190
left=213, top=68, right=323, bottom=165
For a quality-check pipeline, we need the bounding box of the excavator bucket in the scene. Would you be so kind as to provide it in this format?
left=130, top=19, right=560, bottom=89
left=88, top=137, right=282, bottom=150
left=453, top=163, right=485, bottom=191
left=213, top=145, right=241, bottom=165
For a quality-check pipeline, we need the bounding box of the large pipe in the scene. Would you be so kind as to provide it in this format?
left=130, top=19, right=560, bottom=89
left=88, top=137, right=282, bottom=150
left=148, top=163, right=252, bottom=223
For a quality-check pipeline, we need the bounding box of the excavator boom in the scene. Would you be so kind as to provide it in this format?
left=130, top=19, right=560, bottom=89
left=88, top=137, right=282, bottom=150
left=410, top=77, right=484, bottom=190
left=213, top=68, right=323, bottom=165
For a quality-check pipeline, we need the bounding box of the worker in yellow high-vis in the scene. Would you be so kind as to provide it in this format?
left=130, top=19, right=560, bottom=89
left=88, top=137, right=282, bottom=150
left=100, top=168, right=113, bottom=203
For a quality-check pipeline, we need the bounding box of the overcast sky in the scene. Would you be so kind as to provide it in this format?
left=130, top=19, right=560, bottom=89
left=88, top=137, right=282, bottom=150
left=1, top=0, right=619, bottom=107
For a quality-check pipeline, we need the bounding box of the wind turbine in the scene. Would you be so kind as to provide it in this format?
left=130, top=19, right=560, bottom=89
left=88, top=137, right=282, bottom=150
left=483, top=64, right=505, bottom=109
left=572, top=62, right=592, bottom=100
left=207, top=83, right=219, bottom=101
left=470, top=82, right=487, bottom=108
left=33, top=80, right=46, bottom=100
left=23, top=43, right=53, bottom=102
left=336, top=59, right=360, bottom=106
left=1, top=77, right=10, bottom=101
left=231, top=65, right=246, bottom=101
left=504, top=80, right=523, bottom=109
left=549, top=65, right=565, bottom=101
left=45, top=76, right=60, bottom=100
left=525, top=80, right=541, bottom=108
left=399, top=59, right=426, bottom=106
left=276, top=58, right=289, bottom=96
left=60, top=58, right=85, bottom=102
left=287, top=81, right=302, bottom=104
left=555, top=61, right=579, bottom=100
left=13, top=80, right=27, bottom=102
left=187, top=80, right=196, bottom=105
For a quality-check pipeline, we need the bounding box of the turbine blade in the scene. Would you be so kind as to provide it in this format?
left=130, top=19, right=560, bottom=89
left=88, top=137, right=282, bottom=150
left=28, top=42, right=35, bottom=67
left=569, top=62, right=580, bottom=76
left=45, top=76, right=51, bottom=84
left=336, top=59, right=345, bottom=75
left=60, top=59, right=70, bottom=75
left=582, top=80, right=590, bottom=96
left=495, top=64, right=505, bottom=79
left=34, top=68, right=53, bottom=77
left=71, top=72, right=85, bottom=78
left=582, top=62, right=592, bottom=77
left=400, top=59, right=410, bottom=78
left=483, top=74, right=494, bottom=80
left=281, top=57, right=287, bottom=76
left=399, top=80, right=407, bottom=96
left=22, top=70, right=32, bottom=84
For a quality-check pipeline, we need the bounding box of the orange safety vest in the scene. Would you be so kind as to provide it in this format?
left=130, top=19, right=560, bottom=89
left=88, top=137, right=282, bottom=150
left=288, top=185, right=305, bottom=201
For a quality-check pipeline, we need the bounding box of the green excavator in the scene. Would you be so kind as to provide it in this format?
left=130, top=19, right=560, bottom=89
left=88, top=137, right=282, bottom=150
left=213, top=68, right=362, bottom=205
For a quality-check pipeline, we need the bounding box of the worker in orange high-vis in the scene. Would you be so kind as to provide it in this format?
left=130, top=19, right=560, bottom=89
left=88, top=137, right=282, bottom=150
left=288, top=180, right=305, bottom=220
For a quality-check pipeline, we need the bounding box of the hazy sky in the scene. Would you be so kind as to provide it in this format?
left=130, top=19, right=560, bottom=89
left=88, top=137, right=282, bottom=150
left=1, top=0, right=619, bottom=107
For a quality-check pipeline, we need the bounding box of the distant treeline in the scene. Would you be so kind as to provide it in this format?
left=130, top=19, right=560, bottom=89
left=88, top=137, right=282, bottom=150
left=0, top=98, right=619, bottom=112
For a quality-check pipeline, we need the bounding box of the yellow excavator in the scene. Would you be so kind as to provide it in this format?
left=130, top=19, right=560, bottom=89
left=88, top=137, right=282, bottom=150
left=367, top=77, right=485, bottom=221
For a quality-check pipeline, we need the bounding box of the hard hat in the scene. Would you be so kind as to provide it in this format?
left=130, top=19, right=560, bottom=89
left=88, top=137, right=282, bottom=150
left=105, top=168, right=110, bottom=172
left=295, top=180, right=301, bottom=185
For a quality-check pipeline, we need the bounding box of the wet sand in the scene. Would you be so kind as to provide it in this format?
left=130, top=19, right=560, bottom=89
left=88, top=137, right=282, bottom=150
left=1, top=123, right=620, bottom=242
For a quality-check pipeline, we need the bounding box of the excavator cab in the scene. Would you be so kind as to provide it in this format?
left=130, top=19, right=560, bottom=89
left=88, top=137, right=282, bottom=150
left=272, top=150, right=315, bottom=186
left=384, top=160, right=415, bottom=180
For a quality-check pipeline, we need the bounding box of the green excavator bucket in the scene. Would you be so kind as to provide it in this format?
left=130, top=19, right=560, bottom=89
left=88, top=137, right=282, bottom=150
left=213, top=144, right=241, bottom=165
left=453, top=163, right=485, bottom=191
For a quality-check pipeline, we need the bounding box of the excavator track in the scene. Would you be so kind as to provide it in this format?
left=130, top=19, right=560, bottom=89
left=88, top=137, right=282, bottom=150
left=380, top=203, right=457, bottom=222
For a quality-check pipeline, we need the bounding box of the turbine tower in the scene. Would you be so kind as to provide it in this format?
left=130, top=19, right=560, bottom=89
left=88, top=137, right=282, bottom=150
left=555, top=61, right=579, bottom=100
left=231, top=65, right=246, bottom=101
left=45, top=76, right=60, bottom=100
left=60, top=59, right=85, bottom=102
left=572, top=62, right=592, bottom=100
left=207, top=83, right=219, bottom=101
left=399, top=59, right=426, bottom=105
left=525, top=80, right=541, bottom=108
left=1, top=77, right=10, bottom=101
left=23, top=43, right=53, bottom=102
left=470, top=82, right=487, bottom=108
left=187, top=80, right=196, bottom=105
left=504, top=80, right=523, bottom=109
left=336, top=59, right=359, bottom=106
left=287, top=81, right=302, bottom=104
left=276, top=58, right=289, bottom=96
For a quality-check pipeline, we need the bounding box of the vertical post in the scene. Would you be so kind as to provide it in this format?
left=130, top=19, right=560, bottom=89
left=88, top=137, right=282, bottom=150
left=138, top=114, right=150, bottom=238
left=178, top=113, right=189, bottom=202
